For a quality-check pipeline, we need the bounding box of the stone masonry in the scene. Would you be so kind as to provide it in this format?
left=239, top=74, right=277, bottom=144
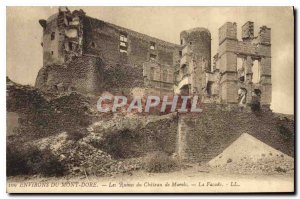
left=34, top=7, right=278, bottom=163
left=36, top=7, right=272, bottom=109
left=209, top=22, right=272, bottom=108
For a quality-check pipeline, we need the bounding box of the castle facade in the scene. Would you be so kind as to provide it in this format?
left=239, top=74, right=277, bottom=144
left=36, top=7, right=271, bottom=108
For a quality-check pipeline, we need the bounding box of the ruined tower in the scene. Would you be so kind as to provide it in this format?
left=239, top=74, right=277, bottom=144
left=39, top=7, right=85, bottom=66
left=174, top=28, right=211, bottom=96
left=214, top=21, right=271, bottom=108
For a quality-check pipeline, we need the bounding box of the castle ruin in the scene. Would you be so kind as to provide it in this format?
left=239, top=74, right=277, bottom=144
left=25, top=7, right=297, bottom=165
left=34, top=7, right=276, bottom=161
left=36, top=7, right=271, bottom=110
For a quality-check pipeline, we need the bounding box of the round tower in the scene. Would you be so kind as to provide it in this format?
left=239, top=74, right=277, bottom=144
left=180, top=28, right=211, bottom=71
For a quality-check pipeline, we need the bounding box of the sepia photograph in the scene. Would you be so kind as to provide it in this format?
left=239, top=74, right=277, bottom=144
left=6, top=6, right=295, bottom=193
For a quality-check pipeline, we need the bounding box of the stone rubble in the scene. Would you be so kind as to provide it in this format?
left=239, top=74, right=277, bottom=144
left=208, top=133, right=294, bottom=174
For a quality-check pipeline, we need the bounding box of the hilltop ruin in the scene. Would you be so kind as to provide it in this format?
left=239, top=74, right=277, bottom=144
left=35, top=7, right=271, bottom=111
left=30, top=7, right=292, bottom=164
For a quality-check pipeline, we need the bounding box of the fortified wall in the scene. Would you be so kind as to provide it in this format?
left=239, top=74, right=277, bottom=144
left=176, top=105, right=294, bottom=163
left=33, top=8, right=290, bottom=163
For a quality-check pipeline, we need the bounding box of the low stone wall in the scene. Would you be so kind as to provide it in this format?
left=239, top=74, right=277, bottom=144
left=177, top=104, right=294, bottom=163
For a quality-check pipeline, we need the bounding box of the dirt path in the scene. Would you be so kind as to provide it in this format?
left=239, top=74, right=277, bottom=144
left=7, top=164, right=294, bottom=193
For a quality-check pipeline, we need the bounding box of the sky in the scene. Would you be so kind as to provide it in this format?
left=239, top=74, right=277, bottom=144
left=6, top=7, right=294, bottom=114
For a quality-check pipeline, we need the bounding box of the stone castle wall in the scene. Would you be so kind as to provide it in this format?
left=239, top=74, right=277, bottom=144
left=177, top=104, right=294, bottom=163
left=38, top=9, right=272, bottom=107
left=35, top=55, right=103, bottom=94
left=38, top=9, right=180, bottom=95
left=215, top=22, right=271, bottom=105
left=35, top=55, right=146, bottom=94
left=82, top=16, right=180, bottom=67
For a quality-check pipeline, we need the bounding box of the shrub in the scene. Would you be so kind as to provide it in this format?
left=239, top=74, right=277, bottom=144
left=275, top=166, right=287, bottom=173
left=251, top=97, right=261, bottom=113
left=277, top=124, right=293, bottom=141
left=27, top=147, right=66, bottom=177
left=7, top=144, right=66, bottom=177
left=7, top=144, right=30, bottom=176
left=67, top=128, right=88, bottom=141
left=100, top=129, right=143, bottom=159
left=143, top=151, right=178, bottom=173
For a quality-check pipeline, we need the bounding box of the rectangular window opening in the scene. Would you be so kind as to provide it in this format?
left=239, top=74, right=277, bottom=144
left=237, top=57, right=245, bottom=82
left=120, top=32, right=128, bottom=54
left=150, top=54, right=157, bottom=61
left=179, top=51, right=182, bottom=57
left=68, top=42, right=73, bottom=50
left=91, top=42, right=96, bottom=48
left=120, top=33, right=128, bottom=42
left=120, top=49, right=127, bottom=54
left=51, top=32, right=55, bottom=40
left=150, top=42, right=156, bottom=50
left=252, top=59, right=261, bottom=84
left=120, top=41, right=127, bottom=47
left=120, top=45, right=128, bottom=54
left=150, top=67, right=155, bottom=80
